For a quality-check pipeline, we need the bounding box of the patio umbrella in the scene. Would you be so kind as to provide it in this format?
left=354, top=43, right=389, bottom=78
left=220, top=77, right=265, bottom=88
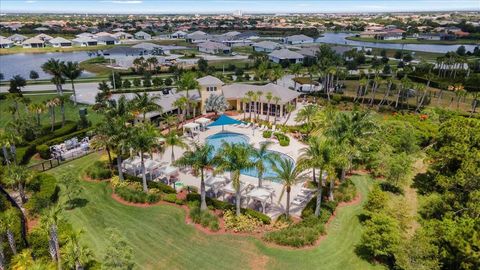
left=207, top=114, right=244, bottom=131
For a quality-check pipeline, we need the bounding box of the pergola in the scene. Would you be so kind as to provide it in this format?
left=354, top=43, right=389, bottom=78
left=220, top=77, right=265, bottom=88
left=246, top=187, right=274, bottom=214
left=183, top=122, right=200, bottom=137
left=194, top=117, right=211, bottom=131
left=205, top=175, right=227, bottom=197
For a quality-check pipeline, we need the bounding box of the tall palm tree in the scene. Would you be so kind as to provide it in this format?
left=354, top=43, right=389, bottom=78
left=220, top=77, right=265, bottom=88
left=270, top=158, right=303, bottom=218
left=57, top=95, right=70, bottom=127
left=132, top=92, right=162, bottom=122
left=0, top=128, right=21, bottom=166
left=163, top=114, right=177, bottom=132
left=42, top=58, right=65, bottom=95
left=283, top=103, right=295, bottom=126
left=216, top=142, right=254, bottom=216
left=41, top=204, right=62, bottom=270
left=28, top=103, right=46, bottom=126
left=250, top=141, right=277, bottom=187
left=130, top=123, right=161, bottom=192
left=45, top=98, right=59, bottom=132
left=164, top=131, right=188, bottom=162
left=4, top=165, right=32, bottom=204
left=255, top=91, right=263, bottom=121
left=265, top=92, right=273, bottom=122
left=176, top=71, right=199, bottom=117
left=175, top=143, right=216, bottom=210
left=110, top=117, right=132, bottom=181
left=61, top=61, right=83, bottom=106
left=90, top=123, right=116, bottom=169
left=6, top=94, right=22, bottom=121
left=245, top=91, right=255, bottom=121
left=272, top=96, right=281, bottom=125
left=241, top=97, right=249, bottom=120
left=270, top=66, right=284, bottom=84
left=173, top=96, right=188, bottom=127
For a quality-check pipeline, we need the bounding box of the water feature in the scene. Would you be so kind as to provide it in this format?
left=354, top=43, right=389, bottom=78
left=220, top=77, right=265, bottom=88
left=0, top=51, right=96, bottom=80
left=205, top=132, right=294, bottom=180
left=316, top=32, right=479, bottom=54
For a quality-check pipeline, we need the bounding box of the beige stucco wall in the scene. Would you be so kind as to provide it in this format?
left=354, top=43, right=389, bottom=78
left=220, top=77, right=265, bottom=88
left=199, top=83, right=224, bottom=113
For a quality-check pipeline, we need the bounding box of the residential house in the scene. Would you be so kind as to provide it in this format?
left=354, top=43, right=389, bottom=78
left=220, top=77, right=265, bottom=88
left=0, top=37, right=14, bottom=48
left=132, top=42, right=164, bottom=54
left=197, top=41, right=231, bottom=54
left=22, top=37, right=45, bottom=48
left=186, top=31, right=209, bottom=43
left=134, top=31, right=152, bottom=40
left=418, top=33, right=455, bottom=41
left=252, top=41, right=281, bottom=52
left=35, top=33, right=54, bottom=42
left=282, top=34, right=314, bottom=45
left=48, top=37, right=72, bottom=47
left=196, top=75, right=224, bottom=113
left=96, top=36, right=120, bottom=45
left=72, top=37, right=98, bottom=47
left=103, top=46, right=145, bottom=56
left=171, top=30, right=187, bottom=39
left=76, top=32, right=95, bottom=38
left=8, top=34, right=27, bottom=44
left=112, top=32, right=133, bottom=40
left=268, top=49, right=304, bottom=65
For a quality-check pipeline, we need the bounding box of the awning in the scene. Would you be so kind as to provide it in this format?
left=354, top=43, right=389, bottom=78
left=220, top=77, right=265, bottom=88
left=183, top=122, right=200, bottom=130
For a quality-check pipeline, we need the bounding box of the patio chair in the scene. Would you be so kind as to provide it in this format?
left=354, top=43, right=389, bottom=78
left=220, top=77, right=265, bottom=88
left=292, top=196, right=307, bottom=205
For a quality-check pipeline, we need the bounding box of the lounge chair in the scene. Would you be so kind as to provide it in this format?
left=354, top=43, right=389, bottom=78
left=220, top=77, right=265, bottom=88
left=244, top=123, right=251, bottom=128
left=238, top=123, right=245, bottom=128
left=292, top=197, right=307, bottom=205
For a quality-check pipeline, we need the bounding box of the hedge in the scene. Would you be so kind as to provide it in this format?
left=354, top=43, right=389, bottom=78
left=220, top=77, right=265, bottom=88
left=186, top=193, right=271, bottom=224
left=25, top=173, right=59, bottom=216
left=115, top=187, right=160, bottom=204
left=124, top=174, right=176, bottom=194
left=36, top=144, right=51, bottom=159
left=274, top=132, right=290, bottom=147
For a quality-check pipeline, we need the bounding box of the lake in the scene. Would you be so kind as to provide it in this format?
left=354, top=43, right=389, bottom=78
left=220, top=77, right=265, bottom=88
left=316, top=33, right=479, bottom=54
left=0, top=51, right=96, bottom=80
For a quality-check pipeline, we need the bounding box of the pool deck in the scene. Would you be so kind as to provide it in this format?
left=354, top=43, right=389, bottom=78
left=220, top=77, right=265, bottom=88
left=162, top=123, right=312, bottom=219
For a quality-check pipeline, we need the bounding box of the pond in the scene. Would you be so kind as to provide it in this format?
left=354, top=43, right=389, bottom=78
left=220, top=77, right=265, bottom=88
left=316, top=32, right=479, bottom=54
left=0, top=51, right=96, bottom=80
left=206, top=132, right=295, bottom=181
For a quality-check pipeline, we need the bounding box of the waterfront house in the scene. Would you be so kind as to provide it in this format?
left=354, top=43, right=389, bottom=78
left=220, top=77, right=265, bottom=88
left=268, top=49, right=304, bottom=65
left=186, top=31, right=209, bottom=43
left=252, top=41, right=281, bottom=52
left=171, top=30, right=187, bottom=39
left=112, top=32, right=133, bottom=40
left=282, top=34, right=314, bottom=45
left=35, top=33, right=54, bottom=41
left=48, top=37, right=72, bottom=47
left=22, top=37, right=45, bottom=48
left=96, top=36, right=120, bottom=45
left=7, top=34, right=27, bottom=44
left=0, top=37, right=14, bottom=48
left=72, top=36, right=98, bottom=46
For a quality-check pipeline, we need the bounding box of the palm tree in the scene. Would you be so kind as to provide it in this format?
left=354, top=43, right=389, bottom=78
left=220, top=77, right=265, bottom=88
left=250, top=141, right=277, bottom=187
left=90, top=122, right=116, bottom=169
left=272, top=96, right=281, bottom=125
left=10, top=249, right=33, bottom=270
left=63, top=230, right=92, bottom=270
left=132, top=92, right=162, bottom=122
left=130, top=123, right=161, bottom=192
left=45, top=98, right=59, bottom=132
left=294, top=104, right=319, bottom=133
left=176, top=72, right=199, bottom=117
left=110, top=117, right=132, bottom=181
left=61, top=61, right=83, bottom=106
left=175, top=143, right=216, bottom=210
left=282, top=103, right=295, bottom=126
left=265, top=92, right=273, bottom=122
left=163, top=114, right=177, bottom=132
left=245, top=91, right=255, bottom=121
left=56, top=95, right=70, bottom=127
left=0, top=128, right=21, bottom=166
left=270, top=158, right=303, bottom=218
left=146, top=57, right=158, bottom=71
left=270, top=66, right=284, bottom=84
left=28, top=103, right=46, bottom=126
left=4, top=165, right=31, bottom=203
left=216, top=142, right=254, bottom=216
left=6, top=94, right=22, bottom=121
left=0, top=208, right=21, bottom=255
left=173, top=96, right=188, bottom=127
left=255, top=91, right=263, bottom=121
left=41, top=204, right=62, bottom=270
left=240, top=97, right=249, bottom=120
left=164, top=131, right=188, bottom=162
left=42, top=58, right=65, bottom=95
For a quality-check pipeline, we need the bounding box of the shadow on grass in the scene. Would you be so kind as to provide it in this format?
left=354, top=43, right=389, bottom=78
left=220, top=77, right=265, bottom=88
left=65, top=198, right=89, bottom=210
left=379, top=182, right=403, bottom=195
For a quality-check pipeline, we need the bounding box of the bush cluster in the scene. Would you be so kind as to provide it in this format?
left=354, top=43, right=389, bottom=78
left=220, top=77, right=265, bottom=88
left=334, top=179, right=357, bottom=202
left=85, top=161, right=112, bottom=180
left=274, top=132, right=290, bottom=146
left=123, top=174, right=176, bottom=194
left=223, top=210, right=262, bottom=232
left=189, top=202, right=220, bottom=231
left=262, top=130, right=272, bottom=138
left=35, top=144, right=51, bottom=159
left=25, top=173, right=59, bottom=215
left=186, top=193, right=271, bottom=224
left=115, top=186, right=160, bottom=204
left=162, top=193, right=184, bottom=205
left=263, top=214, right=328, bottom=247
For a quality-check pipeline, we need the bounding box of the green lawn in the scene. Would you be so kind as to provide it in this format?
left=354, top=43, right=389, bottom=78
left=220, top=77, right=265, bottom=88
left=49, top=153, right=383, bottom=270
left=0, top=93, right=103, bottom=128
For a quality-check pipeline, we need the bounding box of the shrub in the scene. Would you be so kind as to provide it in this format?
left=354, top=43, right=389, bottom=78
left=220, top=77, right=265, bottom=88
left=163, top=193, right=177, bottom=203
left=188, top=203, right=220, bottom=231
left=123, top=174, right=176, bottom=194
left=274, top=132, right=290, bottom=146
left=263, top=131, right=272, bottom=138
left=115, top=186, right=160, bottom=204
left=264, top=215, right=327, bottom=247
left=301, top=197, right=338, bottom=218
left=185, top=194, right=270, bottom=224
left=25, top=173, right=59, bottom=215
left=224, top=210, right=262, bottom=232
left=334, top=179, right=357, bottom=202
left=85, top=161, right=112, bottom=180
left=36, top=144, right=51, bottom=159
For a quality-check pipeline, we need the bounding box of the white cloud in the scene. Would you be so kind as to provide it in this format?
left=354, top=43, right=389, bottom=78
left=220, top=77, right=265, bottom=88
left=25, top=0, right=38, bottom=3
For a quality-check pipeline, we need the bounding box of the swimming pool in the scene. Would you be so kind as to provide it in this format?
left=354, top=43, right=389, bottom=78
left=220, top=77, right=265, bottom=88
left=206, top=132, right=294, bottom=181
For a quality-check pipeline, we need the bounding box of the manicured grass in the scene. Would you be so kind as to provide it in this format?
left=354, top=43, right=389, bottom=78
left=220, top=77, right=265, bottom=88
left=49, top=153, right=383, bottom=270
left=0, top=93, right=103, bottom=128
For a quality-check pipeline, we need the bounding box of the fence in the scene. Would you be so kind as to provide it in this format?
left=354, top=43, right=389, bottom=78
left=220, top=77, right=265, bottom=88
left=28, top=150, right=94, bottom=172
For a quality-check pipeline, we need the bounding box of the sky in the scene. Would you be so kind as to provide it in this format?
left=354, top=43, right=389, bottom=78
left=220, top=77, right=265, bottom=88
left=1, top=0, right=479, bottom=14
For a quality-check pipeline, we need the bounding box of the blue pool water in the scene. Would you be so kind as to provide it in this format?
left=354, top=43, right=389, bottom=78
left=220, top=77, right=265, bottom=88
left=206, top=132, right=294, bottom=180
